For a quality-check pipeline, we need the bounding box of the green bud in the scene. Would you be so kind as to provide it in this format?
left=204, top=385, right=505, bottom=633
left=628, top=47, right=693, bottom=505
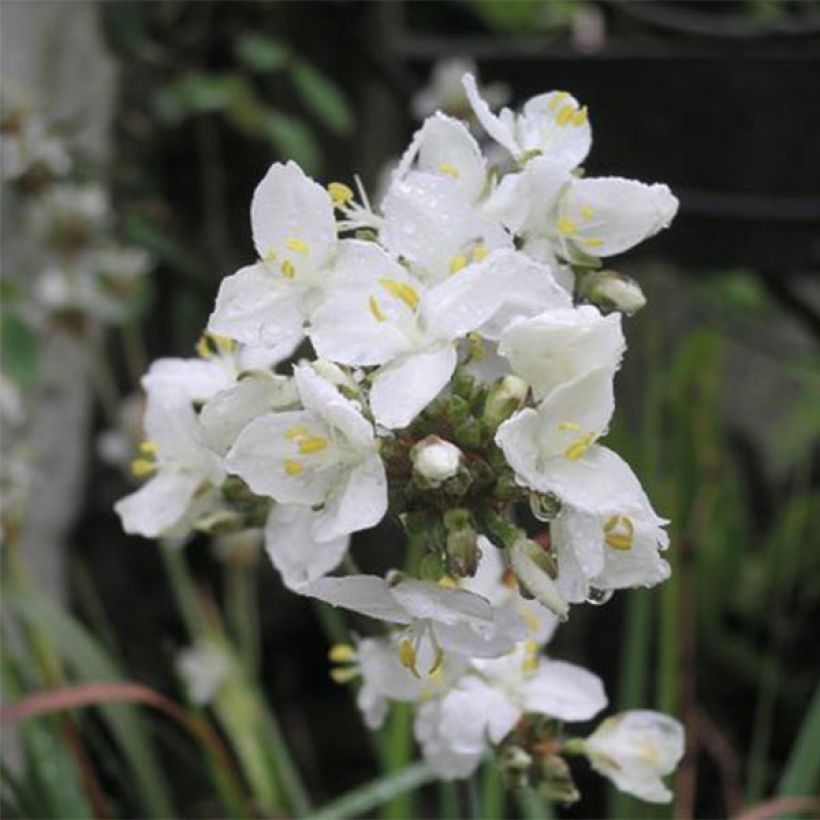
left=419, top=551, right=446, bottom=582
left=499, top=744, right=533, bottom=789
left=477, top=509, right=526, bottom=551
left=538, top=755, right=580, bottom=805
left=511, top=538, right=568, bottom=620
left=451, top=368, right=478, bottom=401
left=484, top=375, right=529, bottom=426
left=453, top=416, right=483, bottom=449
left=446, top=526, right=480, bottom=578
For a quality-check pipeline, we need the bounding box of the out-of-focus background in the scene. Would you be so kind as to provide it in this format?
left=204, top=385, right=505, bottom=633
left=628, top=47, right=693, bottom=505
left=2, top=2, right=819, bottom=818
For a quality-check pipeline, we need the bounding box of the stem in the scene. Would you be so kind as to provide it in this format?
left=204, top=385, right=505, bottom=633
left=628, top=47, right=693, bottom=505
left=225, top=558, right=259, bottom=677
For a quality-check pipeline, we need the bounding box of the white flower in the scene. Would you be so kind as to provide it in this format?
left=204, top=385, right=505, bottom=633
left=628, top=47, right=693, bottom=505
left=207, top=161, right=339, bottom=348
left=411, top=436, right=462, bottom=486
left=176, top=640, right=231, bottom=705
left=310, top=241, right=567, bottom=428
left=115, top=391, right=225, bottom=539
left=463, top=74, right=591, bottom=169
left=495, top=365, right=617, bottom=499
left=549, top=448, right=671, bottom=603
left=584, top=710, right=685, bottom=803
left=499, top=306, right=624, bottom=401
left=305, top=572, right=526, bottom=668
left=226, top=363, right=386, bottom=548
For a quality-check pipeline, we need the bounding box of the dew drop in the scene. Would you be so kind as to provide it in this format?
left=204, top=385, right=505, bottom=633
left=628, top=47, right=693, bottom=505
left=585, top=587, right=614, bottom=606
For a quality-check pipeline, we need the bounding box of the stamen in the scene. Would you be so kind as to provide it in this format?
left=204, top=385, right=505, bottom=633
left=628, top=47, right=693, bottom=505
left=548, top=92, right=570, bottom=112
left=438, top=163, right=460, bottom=178
left=556, top=105, right=575, bottom=127
left=581, top=205, right=594, bottom=219
left=281, top=260, right=296, bottom=279
left=603, top=515, right=634, bottom=551
left=379, top=278, right=419, bottom=311
left=284, top=459, right=303, bottom=476
left=139, top=440, right=158, bottom=454
left=297, top=436, right=329, bottom=455
left=369, top=294, right=387, bottom=322
left=428, top=644, right=445, bottom=676
left=564, top=432, right=596, bottom=461
left=398, top=639, right=420, bottom=678
left=584, top=238, right=604, bottom=248
left=448, top=253, right=468, bottom=274
left=285, top=424, right=310, bottom=440
left=557, top=217, right=578, bottom=237
left=558, top=421, right=581, bottom=432
left=572, top=107, right=588, bottom=127
left=328, top=182, right=354, bottom=208
left=522, top=640, right=539, bottom=673
left=195, top=335, right=212, bottom=359
left=471, top=243, right=489, bottom=262
left=437, top=576, right=457, bottom=589
left=210, top=333, right=236, bottom=353
left=131, top=458, right=156, bottom=478
left=330, top=666, right=359, bottom=684
left=285, top=237, right=309, bottom=255
left=262, top=249, right=278, bottom=263
left=328, top=644, right=358, bottom=663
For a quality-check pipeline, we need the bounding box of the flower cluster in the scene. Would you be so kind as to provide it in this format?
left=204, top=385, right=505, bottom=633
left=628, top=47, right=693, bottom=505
left=116, top=74, right=684, bottom=804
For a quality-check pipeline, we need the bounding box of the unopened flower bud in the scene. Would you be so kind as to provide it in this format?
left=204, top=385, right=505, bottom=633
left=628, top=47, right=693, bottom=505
left=484, top=375, right=529, bottom=426
left=443, top=510, right=480, bottom=578
left=411, top=436, right=462, bottom=487
left=499, top=744, right=533, bottom=789
left=511, top=538, right=568, bottom=620
left=311, top=358, right=359, bottom=392
left=539, top=755, right=580, bottom=805
left=583, top=270, right=646, bottom=315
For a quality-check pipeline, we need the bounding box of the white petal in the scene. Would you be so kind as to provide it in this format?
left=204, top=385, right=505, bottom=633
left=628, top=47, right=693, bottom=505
left=293, top=363, right=374, bottom=450
left=397, top=113, right=487, bottom=202
left=142, top=357, right=232, bottom=404
left=200, top=374, right=296, bottom=455
left=499, top=306, right=624, bottom=400
left=264, top=504, right=348, bottom=591
left=561, top=176, right=678, bottom=258
left=251, top=161, right=336, bottom=269
left=313, top=453, right=387, bottom=541
left=390, top=576, right=494, bottom=629
left=225, top=410, right=339, bottom=504
left=115, top=471, right=204, bottom=538
left=370, top=344, right=457, bottom=429
left=519, top=91, right=591, bottom=169
left=381, top=171, right=488, bottom=280
left=462, top=73, right=519, bottom=157
left=438, top=679, right=517, bottom=752
left=522, top=659, right=607, bottom=722
left=208, top=263, right=305, bottom=347
left=303, top=575, right=412, bottom=624
left=308, top=240, right=417, bottom=366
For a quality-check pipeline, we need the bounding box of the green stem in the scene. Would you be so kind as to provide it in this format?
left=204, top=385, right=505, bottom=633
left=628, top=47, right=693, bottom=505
left=225, top=559, right=260, bottom=677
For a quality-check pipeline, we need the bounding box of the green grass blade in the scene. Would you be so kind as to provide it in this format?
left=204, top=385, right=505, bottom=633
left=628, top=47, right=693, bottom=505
left=6, top=589, right=174, bottom=817
left=307, top=761, right=436, bottom=820
left=380, top=702, right=415, bottom=819
left=778, top=680, right=820, bottom=796
left=480, top=756, right=504, bottom=818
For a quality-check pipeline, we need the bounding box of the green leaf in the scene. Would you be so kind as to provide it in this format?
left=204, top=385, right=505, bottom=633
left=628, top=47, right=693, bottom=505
left=306, top=762, right=436, bottom=820
left=6, top=590, right=174, bottom=818
left=291, top=62, right=354, bottom=135
left=155, top=73, right=241, bottom=124
left=1, top=313, right=37, bottom=388
left=779, top=682, right=820, bottom=797
left=235, top=35, right=290, bottom=72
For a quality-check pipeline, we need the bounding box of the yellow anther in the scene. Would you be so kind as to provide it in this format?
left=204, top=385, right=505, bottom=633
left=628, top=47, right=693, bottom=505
left=584, top=238, right=604, bottom=248
left=581, top=205, right=595, bottom=219
left=330, top=666, right=360, bottom=684
left=467, top=331, right=486, bottom=362
left=131, top=458, right=156, bottom=479
left=328, top=643, right=358, bottom=663
left=557, top=217, right=578, bottom=236
left=558, top=421, right=581, bottom=432
left=196, top=335, right=212, bottom=359
left=428, top=644, right=445, bottom=676
left=603, top=515, right=635, bottom=551
left=285, top=424, right=310, bottom=440
left=438, top=576, right=457, bottom=589
left=548, top=91, right=570, bottom=112
left=297, top=436, right=329, bottom=455
left=564, top=432, right=596, bottom=461
left=262, top=249, right=278, bottom=263
left=285, top=237, right=309, bottom=255
left=449, top=253, right=468, bottom=274
left=369, top=294, right=387, bottom=322
left=328, top=182, right=354, bottom=208
left=471, top=243, right=489, bottom=262
left=210, top=333, right=236, bottom=353
left=572, top=107, right=588, bottom=127
left=519, top=605, right=542, bottom=634
left=502, top=566, right=518, bottom=589
left=438, top=163, right=460, bottom=178
left=522, top=640, right=540, bottom=673
left=284, top=459, right=303, bottom=476
left=398, top=639, right=420, bottom=678
left=556, top=104, right=576, bottom=127
left=281, top=259, right=296, bottom=279
left=139, top=440, right=158, bottom=455
left=379, top=278, right=419, bottom=311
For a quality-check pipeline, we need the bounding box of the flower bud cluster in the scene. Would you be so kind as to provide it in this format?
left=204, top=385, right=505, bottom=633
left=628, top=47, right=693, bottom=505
left=115, top=73, right=683, bottom=804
